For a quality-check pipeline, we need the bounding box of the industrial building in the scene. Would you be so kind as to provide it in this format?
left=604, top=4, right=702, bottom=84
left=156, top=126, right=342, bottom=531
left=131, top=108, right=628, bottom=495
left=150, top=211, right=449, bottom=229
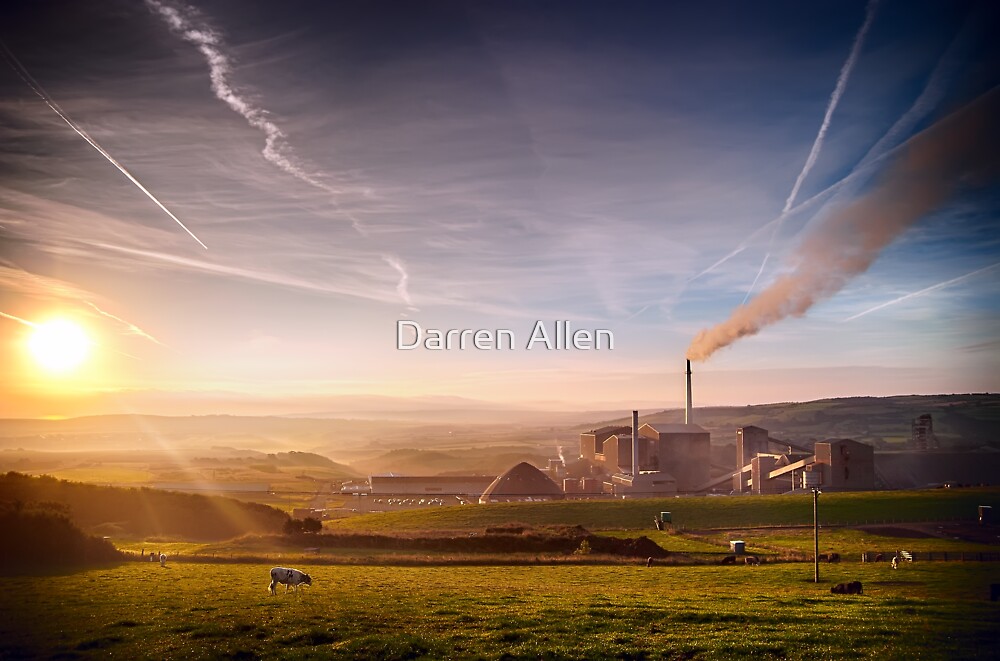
left=579, top=425, right=630, bottom=462
left=369, top=474, right=495, bottom=498
left=727, top=427, right=876, bottom=493
left=638, top=422, right=711, bottom=491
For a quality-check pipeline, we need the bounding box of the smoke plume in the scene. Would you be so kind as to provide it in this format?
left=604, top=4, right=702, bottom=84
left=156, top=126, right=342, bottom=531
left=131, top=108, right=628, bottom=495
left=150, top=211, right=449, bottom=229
left=687, top=88, right=999, bottom=362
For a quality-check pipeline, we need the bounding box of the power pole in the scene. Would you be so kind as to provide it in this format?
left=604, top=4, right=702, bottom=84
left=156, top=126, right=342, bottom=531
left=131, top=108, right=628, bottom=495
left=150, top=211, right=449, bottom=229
left=812, top=487, right=821, bottom=583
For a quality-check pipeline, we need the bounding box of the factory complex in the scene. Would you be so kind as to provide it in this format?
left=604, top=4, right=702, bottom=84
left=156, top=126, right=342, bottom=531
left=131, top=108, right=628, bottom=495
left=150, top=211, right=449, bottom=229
left=332, top=362, right=997, bottom=516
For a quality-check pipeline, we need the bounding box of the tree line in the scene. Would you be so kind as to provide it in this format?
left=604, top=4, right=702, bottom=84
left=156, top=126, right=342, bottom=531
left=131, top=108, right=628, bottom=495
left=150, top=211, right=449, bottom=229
left=0, top=472, right=289, bottom=541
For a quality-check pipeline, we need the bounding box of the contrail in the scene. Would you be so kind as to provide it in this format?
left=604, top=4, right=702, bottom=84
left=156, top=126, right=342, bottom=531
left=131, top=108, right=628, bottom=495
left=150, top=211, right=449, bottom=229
left=145, top=0, right=364, bottom=234
left=687, top=87, right=1000, bottom=362
left=843, top=262, right=1000, bottom=322
left=0, top=311, right=35, bottom=327
left=84, top=301, right=166, bottom=346
left=742, top=0, right=879, bottom=304
left=856, top=16, right=974, bottom=171
left=784, top=0, right=880, bottom=215
left=0, top=41, right=208, bottom=250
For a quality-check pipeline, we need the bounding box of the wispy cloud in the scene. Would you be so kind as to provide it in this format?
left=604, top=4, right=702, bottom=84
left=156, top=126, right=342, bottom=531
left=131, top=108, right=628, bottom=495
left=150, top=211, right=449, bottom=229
left=843, top=262, right=1000, bottom=322
left=382, top=254, right=415, bottom=309
left=0, top=264, right=165, bottom=346
left=145, top=0, right=365, bottom=233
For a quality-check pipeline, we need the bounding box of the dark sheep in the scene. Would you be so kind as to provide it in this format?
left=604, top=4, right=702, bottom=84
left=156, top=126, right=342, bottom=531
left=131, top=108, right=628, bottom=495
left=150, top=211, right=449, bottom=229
left=831, top=581, right=863, bottom=595
left=720, top=555, right=737, bottom=565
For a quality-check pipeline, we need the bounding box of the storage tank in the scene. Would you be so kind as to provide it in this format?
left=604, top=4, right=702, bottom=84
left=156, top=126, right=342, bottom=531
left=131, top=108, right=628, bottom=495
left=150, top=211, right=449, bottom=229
left=730, top=540, right=745, bottom=554
left=581, top=478, right=601, bottom=493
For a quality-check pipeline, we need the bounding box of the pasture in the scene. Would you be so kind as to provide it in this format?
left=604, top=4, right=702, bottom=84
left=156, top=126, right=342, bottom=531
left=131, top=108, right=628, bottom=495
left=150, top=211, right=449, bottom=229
left=329, top=488, right=1000, bottom=533
left=2, top=561, right=998, bottom=659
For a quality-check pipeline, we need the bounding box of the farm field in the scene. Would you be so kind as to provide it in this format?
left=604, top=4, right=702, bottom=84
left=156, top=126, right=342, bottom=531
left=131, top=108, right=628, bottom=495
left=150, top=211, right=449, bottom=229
left=2, top=562, right=998, bottom=659
left=329, top=488, right=1000, bottom=533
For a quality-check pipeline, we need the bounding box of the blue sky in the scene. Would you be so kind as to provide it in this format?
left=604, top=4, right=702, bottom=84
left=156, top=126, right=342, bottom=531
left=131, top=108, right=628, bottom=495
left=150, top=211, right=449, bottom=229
left=0, top=0, right=997, bottom=416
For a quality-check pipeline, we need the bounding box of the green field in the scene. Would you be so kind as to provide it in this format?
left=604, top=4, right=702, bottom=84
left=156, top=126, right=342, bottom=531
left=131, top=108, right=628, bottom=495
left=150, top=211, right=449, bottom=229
left=2, top=561, right=998, bottom=659
left=329, top=488, right=1000, bottom=533
left=5, top=484, right=1000, bottom=658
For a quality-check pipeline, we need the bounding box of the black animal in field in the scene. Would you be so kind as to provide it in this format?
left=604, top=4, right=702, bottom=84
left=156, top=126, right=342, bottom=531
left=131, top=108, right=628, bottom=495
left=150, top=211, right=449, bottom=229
left=831, top=581, right=863, bottom=595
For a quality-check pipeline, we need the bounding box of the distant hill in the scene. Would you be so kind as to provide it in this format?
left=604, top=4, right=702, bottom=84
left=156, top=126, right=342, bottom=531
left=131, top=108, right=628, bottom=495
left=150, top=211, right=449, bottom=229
left=0, top=415, right=417, bottom=453
left=1, top=395, right=995, bottom=473
left=578, top=394, right=1000, bottom=452
left=262, top=451, right=356, bottom=474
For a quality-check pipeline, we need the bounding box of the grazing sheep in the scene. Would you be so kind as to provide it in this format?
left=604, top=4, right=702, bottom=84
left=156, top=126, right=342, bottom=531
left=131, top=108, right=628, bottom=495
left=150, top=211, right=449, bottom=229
left=831, top=581, right=863, bottom=595
left=744, top=556, right=760, bottom=566
left=269, top=567, right=312, bottom=595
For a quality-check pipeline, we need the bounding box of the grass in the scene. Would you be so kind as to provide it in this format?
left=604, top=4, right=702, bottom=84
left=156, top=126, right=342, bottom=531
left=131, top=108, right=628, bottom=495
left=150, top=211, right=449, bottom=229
left=2, top=561, right=998, bottom=659
left=328, top=488, right=1000, bottom=533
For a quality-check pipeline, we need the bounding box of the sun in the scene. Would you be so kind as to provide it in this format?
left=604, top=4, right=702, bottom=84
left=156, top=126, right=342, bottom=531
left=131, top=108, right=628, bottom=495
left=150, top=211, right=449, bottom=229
left=28, top=319, right=91, bottom=373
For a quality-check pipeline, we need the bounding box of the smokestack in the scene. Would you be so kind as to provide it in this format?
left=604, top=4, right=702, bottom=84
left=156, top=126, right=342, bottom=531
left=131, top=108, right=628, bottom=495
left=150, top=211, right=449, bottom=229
left=632, top=410, right=639, bottom=477
left=685, top=360, right=693, bottom=425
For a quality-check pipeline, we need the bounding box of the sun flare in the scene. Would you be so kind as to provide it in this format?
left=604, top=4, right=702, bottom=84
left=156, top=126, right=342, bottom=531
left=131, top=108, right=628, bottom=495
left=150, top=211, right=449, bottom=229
left=28, top=319, right=91, bottom=373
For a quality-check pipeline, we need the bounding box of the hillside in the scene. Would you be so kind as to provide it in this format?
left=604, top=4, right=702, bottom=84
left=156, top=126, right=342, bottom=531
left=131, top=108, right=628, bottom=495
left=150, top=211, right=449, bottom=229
left=0, top=501, right=123, bottom=572
left=0, top=472, right=289, bottom=541
left=579, top=394, right=1000, bottom=452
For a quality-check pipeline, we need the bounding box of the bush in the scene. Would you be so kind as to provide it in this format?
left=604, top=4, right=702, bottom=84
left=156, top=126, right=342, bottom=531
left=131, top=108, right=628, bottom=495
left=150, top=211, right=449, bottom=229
left=0, top=500, right=123, bottom=572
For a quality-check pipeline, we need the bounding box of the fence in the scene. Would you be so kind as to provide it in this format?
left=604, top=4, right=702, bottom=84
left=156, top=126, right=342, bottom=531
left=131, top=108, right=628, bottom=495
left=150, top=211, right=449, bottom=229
left=860, top=550, right=1000, bottom=562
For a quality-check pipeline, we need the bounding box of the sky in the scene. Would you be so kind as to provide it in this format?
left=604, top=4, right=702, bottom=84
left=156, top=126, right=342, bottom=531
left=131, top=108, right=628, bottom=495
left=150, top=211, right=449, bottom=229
left=0, top=0, right=998, bottom=418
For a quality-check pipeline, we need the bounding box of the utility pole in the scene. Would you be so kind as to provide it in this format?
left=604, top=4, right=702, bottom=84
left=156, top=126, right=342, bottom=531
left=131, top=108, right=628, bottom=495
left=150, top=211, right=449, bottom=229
left=812, top=487, right=821, bottom=583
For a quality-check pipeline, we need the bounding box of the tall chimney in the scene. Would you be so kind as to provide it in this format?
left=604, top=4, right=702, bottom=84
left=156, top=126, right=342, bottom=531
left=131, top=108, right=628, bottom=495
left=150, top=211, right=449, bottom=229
left=632, top=410, right=639, bottom=476
left=685, top=360, right=693, bottom=425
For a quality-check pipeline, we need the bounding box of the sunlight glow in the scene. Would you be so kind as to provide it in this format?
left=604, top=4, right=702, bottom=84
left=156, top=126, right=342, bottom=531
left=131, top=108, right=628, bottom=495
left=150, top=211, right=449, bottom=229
left=28, top=319, right=91, bottom=373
